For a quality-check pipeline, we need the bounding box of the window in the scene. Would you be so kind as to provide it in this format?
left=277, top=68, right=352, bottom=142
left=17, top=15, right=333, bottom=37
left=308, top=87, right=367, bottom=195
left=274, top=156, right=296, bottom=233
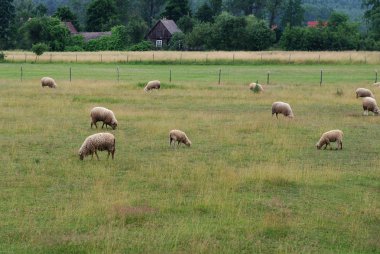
left=156, top=40, right=163, bottom=48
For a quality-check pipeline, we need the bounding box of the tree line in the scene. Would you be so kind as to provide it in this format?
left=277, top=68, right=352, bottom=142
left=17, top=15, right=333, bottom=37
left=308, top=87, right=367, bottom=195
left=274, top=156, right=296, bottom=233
left=0, top=0, right=379, bottom=52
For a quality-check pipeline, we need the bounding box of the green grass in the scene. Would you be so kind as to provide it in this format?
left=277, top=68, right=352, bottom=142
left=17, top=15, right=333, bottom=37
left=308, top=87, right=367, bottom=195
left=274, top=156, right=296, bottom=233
left=0, top=62, right=379, bottom=253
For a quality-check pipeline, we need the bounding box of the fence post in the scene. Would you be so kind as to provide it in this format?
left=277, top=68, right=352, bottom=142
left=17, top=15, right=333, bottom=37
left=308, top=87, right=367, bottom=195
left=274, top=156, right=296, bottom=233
left=69, top=67, right=72, bottom=82
left=233, top=53, right=235, bottom=64
left=318, top=54, right=320, bottom=64
left=206, top=54, right=208, bottom=63
left=169, top=69, right=172, bottom=83
left=117, top=66, right=120, bottom=83
left=76, top=54, right=78, bottom=63
left=218, top=69, right=221, bottom=85
left=375, top=71, right=378, bottom=83
left=24, top=54, right=27, bottom=63
left=180, top=53, right=182, bottom=64
left=267, top=71, right=270, bottom=85
left=288, top=54, right=291, bottom=64
left=20, top=66, right=23, bottom=82
left=50, top=54, right=52, bottom=63
left=320, top=69, right=323, bottom=86
left=153, top=53, right=154, bottom=62
left=100, top=54, right=102, bottom=63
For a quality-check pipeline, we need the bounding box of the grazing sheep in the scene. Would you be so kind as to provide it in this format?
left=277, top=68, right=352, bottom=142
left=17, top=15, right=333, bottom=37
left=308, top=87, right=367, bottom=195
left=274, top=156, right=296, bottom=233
left=355, top=88, right=374, bottom=98
left=271, top=101, right=294, bottom=118
left=144, top=80, right=161, bottom=92
left=362, top=97, right=379, bottom=115
left=169, top=129, right=191, bottom=147
left=316, top=130, right=343, bottom=150
left=249, top=83, right=264, bottom=92
left=78, top=132, right=115, bottom=160
left=90, top=107, right=118, bottom=130
left=41, top=77, right=57, bottom=88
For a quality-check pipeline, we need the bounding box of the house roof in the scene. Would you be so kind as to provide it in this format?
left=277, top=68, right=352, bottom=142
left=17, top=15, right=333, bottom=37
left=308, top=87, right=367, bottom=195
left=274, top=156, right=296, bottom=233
left=307, top=21, right=328, bottom=27
left=79, top=32, right=112, bottom=41
left=161, top=19, right=182, bottom=34
left=145, top=19, right=182, bottom=39
left=63, top=21, right=78, bottom=34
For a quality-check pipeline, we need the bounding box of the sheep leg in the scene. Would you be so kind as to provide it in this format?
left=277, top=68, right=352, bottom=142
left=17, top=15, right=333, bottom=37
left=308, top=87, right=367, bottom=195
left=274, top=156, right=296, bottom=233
left=95, top=150, right=99, bottom=160
left=276, top=113, right=278, bottom=119
left=111, top=149, right=115, bottom=159
left=101, top=123, right=105, bottom=129
left=169, top=137, right=173, bottom=147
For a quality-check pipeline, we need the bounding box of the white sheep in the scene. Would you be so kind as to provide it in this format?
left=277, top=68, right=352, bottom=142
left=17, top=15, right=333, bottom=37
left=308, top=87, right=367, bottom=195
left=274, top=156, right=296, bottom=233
left=144, top=80, right=161, bottom=92
left=271, top=101, right=294, bottom=118
left=90, top=107, right=118, bottom=130
left=41, top=77, right=57, bottom=88
left=355, top=88, right=374, bottom=98
left=362, top=97, right=379, bottom=115
left=249, top=83, right=264, bottom=92
left=78, top=132, right=115, bottom=160
left=316, top=130, right=343, bottom=150
left=169, top=129, right=192, bottom=147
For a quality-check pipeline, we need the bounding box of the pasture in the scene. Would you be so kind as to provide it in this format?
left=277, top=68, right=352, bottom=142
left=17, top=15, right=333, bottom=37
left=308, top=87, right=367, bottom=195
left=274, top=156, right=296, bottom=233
left=0, top=61, right=379, bottom=253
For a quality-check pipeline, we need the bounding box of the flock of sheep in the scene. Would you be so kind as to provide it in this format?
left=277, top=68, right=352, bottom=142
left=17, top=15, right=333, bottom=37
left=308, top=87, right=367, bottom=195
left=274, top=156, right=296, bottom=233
left=41, top=77, right=379, bottom=160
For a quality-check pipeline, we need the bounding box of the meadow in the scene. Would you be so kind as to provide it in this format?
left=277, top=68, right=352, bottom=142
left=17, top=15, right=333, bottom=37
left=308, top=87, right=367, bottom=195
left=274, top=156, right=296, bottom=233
left=0, top=61, right=379, bottom=253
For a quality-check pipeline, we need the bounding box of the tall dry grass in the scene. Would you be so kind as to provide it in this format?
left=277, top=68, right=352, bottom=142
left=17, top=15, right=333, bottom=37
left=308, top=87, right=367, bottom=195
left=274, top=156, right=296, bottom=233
left=4, top=50, right=380, bottom=64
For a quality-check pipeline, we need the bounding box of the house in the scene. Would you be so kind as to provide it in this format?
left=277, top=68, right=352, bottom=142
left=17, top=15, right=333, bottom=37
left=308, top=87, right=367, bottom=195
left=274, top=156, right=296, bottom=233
left=63, top=21, right=111, bottom=41
left=307, top=21, right=328, bottom=28
left=145, top=19, right=182, bottom=48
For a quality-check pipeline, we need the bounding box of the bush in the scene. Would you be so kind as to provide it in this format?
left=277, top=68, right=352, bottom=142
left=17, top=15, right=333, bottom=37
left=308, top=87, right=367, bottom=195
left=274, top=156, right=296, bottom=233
left=0, top=52, right=5, bottom=62
left=128, top=41, right=154, bottom=51
left=32, top=43, right=49, bottom=56
left=64, top=45, right=84, bottom=51
left=168, top=32, right=186, bottom=50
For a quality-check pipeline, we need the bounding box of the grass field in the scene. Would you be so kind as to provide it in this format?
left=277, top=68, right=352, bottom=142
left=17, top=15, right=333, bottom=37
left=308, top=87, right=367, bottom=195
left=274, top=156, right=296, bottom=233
left=0, top=62, right=379, bottom=253
left=4, top=50, right=380, bottom=64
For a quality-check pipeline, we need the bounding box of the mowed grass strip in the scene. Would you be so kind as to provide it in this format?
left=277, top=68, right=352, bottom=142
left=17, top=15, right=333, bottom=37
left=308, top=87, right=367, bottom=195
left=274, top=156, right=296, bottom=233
left=0, top=63, right=379, bottom=253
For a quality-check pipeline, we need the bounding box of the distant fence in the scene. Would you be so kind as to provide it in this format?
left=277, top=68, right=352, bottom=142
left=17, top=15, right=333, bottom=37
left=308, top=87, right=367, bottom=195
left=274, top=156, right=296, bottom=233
left=4, top=51, right=380, bottom=64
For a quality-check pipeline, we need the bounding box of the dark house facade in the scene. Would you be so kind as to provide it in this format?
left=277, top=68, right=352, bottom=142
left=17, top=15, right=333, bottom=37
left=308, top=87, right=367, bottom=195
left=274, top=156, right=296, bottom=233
left=145, top=19, right=182, bottom=48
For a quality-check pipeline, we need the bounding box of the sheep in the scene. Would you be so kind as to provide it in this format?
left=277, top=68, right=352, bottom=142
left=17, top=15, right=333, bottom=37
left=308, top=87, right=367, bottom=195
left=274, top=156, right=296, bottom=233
left=271, top=101, right=294, bottom=118
left=249, top=82, right=264, bottom=93
left=78, top=132, right=115, bottom=160
left=41, top=77, right=57, bottom=88
left=355, top=88, right=374, bottom=98
left=90, top=107, right=118, bottom=130
left=362, top=97, right=379, bottom=115
left=316, top=129, right=343, bottom=150
left=169, top=129, right=192, bottom=147
left=144, top=80, right=161, bottom=92
left=373, top=82, right=380, bottom=87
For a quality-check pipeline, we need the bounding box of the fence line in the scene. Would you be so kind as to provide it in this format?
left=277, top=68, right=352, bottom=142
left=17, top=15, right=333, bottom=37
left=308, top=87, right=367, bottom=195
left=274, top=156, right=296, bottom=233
left=4, top=51, right=380, bottom=64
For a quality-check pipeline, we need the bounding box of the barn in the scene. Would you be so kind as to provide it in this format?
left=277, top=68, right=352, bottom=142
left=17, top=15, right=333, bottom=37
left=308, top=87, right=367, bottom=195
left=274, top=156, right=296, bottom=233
left=145, top=19, right=182, bottom=48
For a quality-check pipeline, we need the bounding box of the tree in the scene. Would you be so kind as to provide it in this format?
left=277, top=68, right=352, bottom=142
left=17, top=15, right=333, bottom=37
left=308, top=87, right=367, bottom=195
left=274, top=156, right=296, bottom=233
left=196, top=2, right=214, bottom=22
left=35, top=3, right=48, bottom=17
left=0, top=0, right=15, bottom=49
left=244, top=15, right=275, bottom=50
left=267, top=0, right=285, bottom=28
left=363, top=0, right=380, bottom=39
left=281, top=0, right=304, bottom=28
left=162, top=0, right=191, bottom=22
left=139, top=0, right=167, bottom=26
left=32, top=42, right=49, bottom=61
left=20, top=17, right=70, bottom=51
left=86, top=0, right=118, bottom=31
left=210, top=0, right=222, bottom=16
left=125, top=18, right=148, bottom=44
left=54, top=6, right=80, bottom=31
left=177, top=15, right=196, bottom=33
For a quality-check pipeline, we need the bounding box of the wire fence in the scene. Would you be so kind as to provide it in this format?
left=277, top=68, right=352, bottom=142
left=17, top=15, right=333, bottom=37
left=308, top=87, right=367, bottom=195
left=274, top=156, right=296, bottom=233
left=1, top=63, right=379, bottom=88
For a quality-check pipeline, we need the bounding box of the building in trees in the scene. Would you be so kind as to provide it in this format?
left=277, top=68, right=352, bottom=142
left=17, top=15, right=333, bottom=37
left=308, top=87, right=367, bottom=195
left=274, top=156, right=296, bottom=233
left=63, top=21, right=111, bottom=41
left=145, top=19, right=182, bottom=48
